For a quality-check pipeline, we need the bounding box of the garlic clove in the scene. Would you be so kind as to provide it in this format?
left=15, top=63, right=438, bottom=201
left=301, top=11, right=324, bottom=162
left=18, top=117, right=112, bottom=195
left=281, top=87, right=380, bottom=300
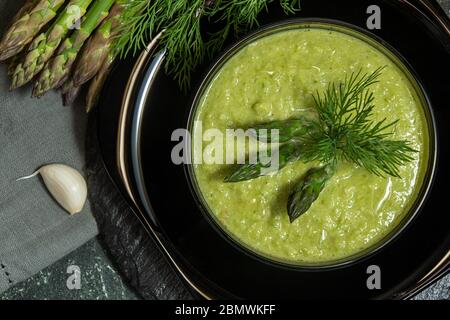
left=17, top=164, right=88, bottom=215
left=39, top=164, right=88, bottom=215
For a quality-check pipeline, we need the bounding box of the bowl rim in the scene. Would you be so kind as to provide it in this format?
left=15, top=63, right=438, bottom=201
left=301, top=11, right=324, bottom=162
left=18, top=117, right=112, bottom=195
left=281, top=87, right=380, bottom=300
left=185, top=17, right=439, bottom=270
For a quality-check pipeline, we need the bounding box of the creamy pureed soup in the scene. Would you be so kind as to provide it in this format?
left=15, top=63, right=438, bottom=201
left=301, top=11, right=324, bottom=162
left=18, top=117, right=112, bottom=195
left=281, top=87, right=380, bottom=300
left=192, top=27, right=429, bottom=263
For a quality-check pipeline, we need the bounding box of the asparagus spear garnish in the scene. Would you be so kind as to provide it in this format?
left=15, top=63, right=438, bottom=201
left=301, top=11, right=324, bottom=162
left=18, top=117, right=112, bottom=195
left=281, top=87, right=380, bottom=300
left=72, top=2, right=123, bottom=87
left=11, top=0, right=94, bottom=89
left=287, top=165, right=335, bottom=223
left=0, top=0, right=66, bottom=61
left=224, top=142, right=302, bottom=182
left=86, top=52, right=114, bottom=112
left=33, top=0, right=116, bottom=97
left=250, top=118, right=314, bottom=143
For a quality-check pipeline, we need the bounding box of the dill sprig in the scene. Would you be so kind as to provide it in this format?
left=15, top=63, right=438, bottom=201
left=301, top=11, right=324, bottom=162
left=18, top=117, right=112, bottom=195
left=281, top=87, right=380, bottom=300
left=302, top=67, right=417, bottom=177
left=225, top=68, right=417, bottom=182
left=162, top=0, right=206, bottom=92
left=114, top=0, right=186, bottom=58
left=204, top=0, right=271, bottom=59
left=114, top=0, right=301, bottom=91
left=205, top=0, right=300, bottom=57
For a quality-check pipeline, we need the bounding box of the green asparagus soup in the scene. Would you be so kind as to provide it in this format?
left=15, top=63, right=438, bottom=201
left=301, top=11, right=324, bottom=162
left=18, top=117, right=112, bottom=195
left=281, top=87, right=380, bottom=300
left=192, top=27, right=429, bottom=263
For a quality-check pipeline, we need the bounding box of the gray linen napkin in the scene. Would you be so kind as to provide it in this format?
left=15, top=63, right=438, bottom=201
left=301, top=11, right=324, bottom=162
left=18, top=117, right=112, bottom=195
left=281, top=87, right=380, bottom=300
left=0, top=0, right=98, bottom=294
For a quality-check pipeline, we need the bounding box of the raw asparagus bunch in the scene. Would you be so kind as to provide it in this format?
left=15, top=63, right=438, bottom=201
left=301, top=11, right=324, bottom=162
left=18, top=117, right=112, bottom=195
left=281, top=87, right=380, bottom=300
left=1, top=0, right=120, bottom=111
left=33, top=0, right=116, bottom=97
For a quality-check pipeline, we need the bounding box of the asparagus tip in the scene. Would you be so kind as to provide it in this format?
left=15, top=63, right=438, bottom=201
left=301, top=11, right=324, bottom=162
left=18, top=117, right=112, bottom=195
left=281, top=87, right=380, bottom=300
left=9, top=81, right=19, bottom=91
left=62, top=94, right=70, bottom=107
left=0, top=54, right=9, bottom=62
left=32, top=82, right=46, bottom=98
left=72, top=75, right=83, bottom=88
left=11, top=69, right=31, bottom=90
left=62, top=86, right=82, bottom=106
left=0, top=44, right=22, bottom=62
left=0, top=45, right=9, bottom=61
left=86, top=100, right=95, bottom=113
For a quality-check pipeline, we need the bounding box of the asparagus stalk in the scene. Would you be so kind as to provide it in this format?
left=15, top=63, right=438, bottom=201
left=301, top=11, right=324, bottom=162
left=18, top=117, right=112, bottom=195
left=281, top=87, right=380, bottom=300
left=72, top=2, right=123, bottom=87
left=10, top=0, right=40, bottom=24
left=0, top=0, right=66, bottom=61
left=86, top=53, right=114, bottom=112
left=287, top=165, right=335, bottom=223
left=224, top=142, right=302, bottom=182
left=10, top=0, right=94, bottom=89
left=33, top=0, right=116, bottom=97
left=2, top=1, right=33, bottom=77
left=7, top=56, right=19, bottom=77
left=61, top=78, right=81, bottom=106
left=5, top=0, right=37, bottom=78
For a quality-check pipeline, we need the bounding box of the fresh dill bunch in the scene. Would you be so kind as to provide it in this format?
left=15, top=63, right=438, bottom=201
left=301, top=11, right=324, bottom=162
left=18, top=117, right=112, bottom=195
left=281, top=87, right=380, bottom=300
left=114, top=0, right=302, bottom=91
left=210, top=0, right=270, bottom=34
left=205, top=0, right=271, bottom=60
left=302, top=67, right=417, bottom=177
left=114, top=0, right=207, bottom=91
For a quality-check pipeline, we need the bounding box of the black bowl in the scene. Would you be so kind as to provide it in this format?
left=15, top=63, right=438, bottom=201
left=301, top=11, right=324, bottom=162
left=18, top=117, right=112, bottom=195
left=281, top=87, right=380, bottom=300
left=186, top=18, right=437, bottom=270
left=98, top=0, right=450, bottom=299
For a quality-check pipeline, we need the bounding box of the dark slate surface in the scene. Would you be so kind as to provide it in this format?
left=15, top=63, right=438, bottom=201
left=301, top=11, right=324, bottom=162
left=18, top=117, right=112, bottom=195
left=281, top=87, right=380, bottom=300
left=83, top=117, right=192, bottom=300
left=0, top=239, right=139, bottom=300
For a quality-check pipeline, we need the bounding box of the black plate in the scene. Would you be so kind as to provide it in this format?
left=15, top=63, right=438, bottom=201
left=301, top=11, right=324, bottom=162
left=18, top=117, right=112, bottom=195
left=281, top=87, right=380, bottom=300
left=98, top=0, right=450, bottom=299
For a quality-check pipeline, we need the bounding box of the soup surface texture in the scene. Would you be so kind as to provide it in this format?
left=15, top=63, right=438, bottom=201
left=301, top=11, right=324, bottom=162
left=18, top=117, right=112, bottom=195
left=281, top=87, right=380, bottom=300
left=193, top=27, right=429, bottom=263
